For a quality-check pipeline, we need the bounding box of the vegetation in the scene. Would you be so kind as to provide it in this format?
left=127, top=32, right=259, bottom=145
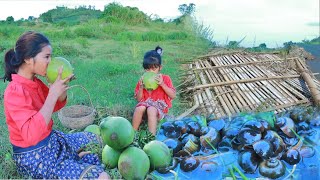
left=299, top=36, right=320, bottom=45
left=0, top=4, right=212, bottom=178
left=39, top=5, right=102, bottom=25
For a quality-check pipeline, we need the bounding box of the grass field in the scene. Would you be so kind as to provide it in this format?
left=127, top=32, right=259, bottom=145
left=0, top=6, right=212, bottom=178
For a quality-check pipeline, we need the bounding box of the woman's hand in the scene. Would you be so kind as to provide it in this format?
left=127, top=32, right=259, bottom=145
left=48, top=66, right=74, bottom=99
left=41, top=67, right=74, bottom=125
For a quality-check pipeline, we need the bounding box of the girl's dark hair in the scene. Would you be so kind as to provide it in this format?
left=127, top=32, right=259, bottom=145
left=155, top=45, right=162, bottom=55
left=2, top=31, right=50, bottom=82
left=142, top=50, right=162, bottom=69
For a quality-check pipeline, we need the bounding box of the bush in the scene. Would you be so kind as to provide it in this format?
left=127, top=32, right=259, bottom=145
left=103, top=24, right=126, bottom=36
left=76, top=37, right=90, bottom=48
left=52, top=43, right=87, bottom=57
left=114, top=32, right=143, bottom=41
left=102, top=3, right=149, bottom=25
left=141, top=32, right=165, bottom=41
left=166, top=32, right=188, bottom=40
left=74, top=26, right=96, bottom=38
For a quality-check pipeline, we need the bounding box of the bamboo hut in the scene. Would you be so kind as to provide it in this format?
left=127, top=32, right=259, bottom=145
left=178, top=50, right=320, bottom=119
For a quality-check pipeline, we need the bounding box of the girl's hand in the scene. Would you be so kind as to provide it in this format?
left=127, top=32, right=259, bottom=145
left=155, top=74, right=164, bottom=86
left=48, top=66, right=74, bottom=98
left=139, top=76, right=144, bottom=89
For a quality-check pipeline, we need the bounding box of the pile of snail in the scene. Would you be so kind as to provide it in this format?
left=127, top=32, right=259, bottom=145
left=156, top=107, right=319, bottom=179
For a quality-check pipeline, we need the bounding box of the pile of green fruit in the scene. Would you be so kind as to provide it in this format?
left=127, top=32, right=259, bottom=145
left=87, top=116, right=172, bottom=179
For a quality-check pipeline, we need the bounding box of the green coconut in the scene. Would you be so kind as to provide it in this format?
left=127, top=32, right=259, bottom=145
left=143, top=72, right=158, bottom=90
left=46, top=57, right=73, bottom=83
left=84, top=124, right=101, bottom=136
left=143, top=140, right=172, bottom=169
left=101, top=144, right=121, bottom=169
left=99, top=116, right=134, bottom=150
left=118, top=147, right=150, bottom=180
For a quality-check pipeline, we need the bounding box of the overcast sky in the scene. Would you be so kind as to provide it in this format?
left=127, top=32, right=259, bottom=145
left=0, top=0, right=319, bottom=47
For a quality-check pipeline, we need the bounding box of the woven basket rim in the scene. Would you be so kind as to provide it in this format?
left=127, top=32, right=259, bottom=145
left=58, top=105, right=95, bottom=129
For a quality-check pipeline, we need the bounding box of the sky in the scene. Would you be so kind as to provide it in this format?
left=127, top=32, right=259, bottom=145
left=0, top=0, right=319, bottom=47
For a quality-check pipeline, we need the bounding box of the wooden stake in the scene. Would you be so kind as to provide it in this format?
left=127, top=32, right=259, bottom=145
left=295, top=59, right=320, bottom=105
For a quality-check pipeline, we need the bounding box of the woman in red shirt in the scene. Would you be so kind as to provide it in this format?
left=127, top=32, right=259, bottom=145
left=133, top=47, right=176, bottom=135
left=2, top=31, right=109, bottom=179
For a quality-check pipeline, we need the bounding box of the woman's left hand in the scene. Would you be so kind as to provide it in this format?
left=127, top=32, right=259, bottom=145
left=155, top=74, right=164, bottom=86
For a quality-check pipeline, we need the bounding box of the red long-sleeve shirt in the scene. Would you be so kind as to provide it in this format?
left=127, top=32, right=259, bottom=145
left=4, top=74, right=66, bottom=148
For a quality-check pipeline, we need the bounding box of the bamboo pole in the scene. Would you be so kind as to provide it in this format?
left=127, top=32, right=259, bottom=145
left=207, top=58, right=245, bottom=109
left=245, top=54, right=303, bottom=112
left=295, top=59, right=320, bottom=105
left=255, top=54, right=314, bottom=104
left=235, top=54, right=291, bottom=105
left=243, top=55, right=300, bottom=103
left=215, top=55, right=260, bottom=109
left=235, top=54, right=310, bottom=105
left=190, top=57, right=297, bottom=71
left=199, top=60, right=233, bottom=116
left=188, top=74, right=302, bottom=90
left=200, top=61, right=240, bottom=114
left=264, top=99, right=310, bottom=112
left=223, top=55, right=271, bottom=106
left=176, top=95, right=200, bottom=120
left=196, top=61, right=233, bottom=116
left=195, top=62, right=214, bottom=114
left=230, top=54, right=287, bottom=112
left=283, top=78, right=312, bottom=98
left=213, top=56, right=256, bottom=110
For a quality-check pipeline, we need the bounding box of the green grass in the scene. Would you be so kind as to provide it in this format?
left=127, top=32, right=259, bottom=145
left=0, top=9, right=211, bottom=178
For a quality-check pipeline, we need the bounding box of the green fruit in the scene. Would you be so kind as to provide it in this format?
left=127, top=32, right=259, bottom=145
left=99, top=116, right=134, bottom=150
left=102, top=144, right=121, bottom=169
left=143, top=140, right=172, bottom=169
left=84, top=124, right=101, bottom=136
left=118, top=147, right=150, bottom=180
left=46, top=57, right=73, bottom=83
left=143, top=72, right=158, bottom=90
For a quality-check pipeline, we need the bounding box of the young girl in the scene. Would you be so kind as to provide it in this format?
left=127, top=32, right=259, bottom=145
left=2, top=31, right=109, bottom=179
left=132, top=47, right=176, bottom=135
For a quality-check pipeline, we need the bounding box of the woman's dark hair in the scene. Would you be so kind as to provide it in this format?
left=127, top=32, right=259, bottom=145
left=142, top=50, right=162, bottom=69
left=2, top=31, right=50, bottom=82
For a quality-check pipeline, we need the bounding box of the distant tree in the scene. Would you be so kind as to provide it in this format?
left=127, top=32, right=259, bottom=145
left=56, top=6, right=67, bottom=10
left=228, top=41, right=238, bottom=48
left=301, top=39, right=310, bottom=44
left=6, top=16, right=14, bottom=22
left=310, top=36, right=320, bottom=44
left=283, top=41, right=294, bottom=53
left=258, top=43, right=267, bottom=49
left=41, top=12, right=53, bottom=22
left=283, top=41, right=294, bottom=49
left=178, top=3, right=196, bottom=15
left=28, top=16, right=35, bottom=21
left=150, top=14, right=163, bottom=22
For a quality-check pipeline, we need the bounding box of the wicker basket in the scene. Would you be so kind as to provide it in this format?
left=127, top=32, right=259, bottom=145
left=57, top=85, right=96, bottom=129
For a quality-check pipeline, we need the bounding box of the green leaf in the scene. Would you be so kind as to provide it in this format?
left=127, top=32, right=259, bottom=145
left=255, top=111, right=275, bottom=128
